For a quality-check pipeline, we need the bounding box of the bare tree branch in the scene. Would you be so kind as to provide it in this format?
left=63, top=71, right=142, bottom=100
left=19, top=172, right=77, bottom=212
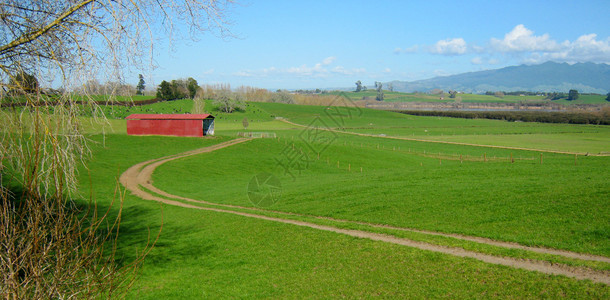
left=0, top=0, right=236, bottom=298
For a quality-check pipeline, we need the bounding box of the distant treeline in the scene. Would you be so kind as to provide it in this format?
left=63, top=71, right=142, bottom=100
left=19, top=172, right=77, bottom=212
left=484, top=91, right=605, bottom=96
left=485, top=91, right=543, bottom=96
left=1, top=97, right=161, bottom=108
left=393, top=110, right=610, bottom=125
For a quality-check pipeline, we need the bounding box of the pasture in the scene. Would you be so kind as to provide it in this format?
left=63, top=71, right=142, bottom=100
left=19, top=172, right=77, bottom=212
left=45, top=99, right=610, bottom=297
left=330, top=90, right=609, bottom=104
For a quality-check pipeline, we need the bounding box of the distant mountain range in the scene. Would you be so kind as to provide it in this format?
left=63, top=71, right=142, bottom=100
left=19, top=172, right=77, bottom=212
left=386, top=62, right=610, bottom=94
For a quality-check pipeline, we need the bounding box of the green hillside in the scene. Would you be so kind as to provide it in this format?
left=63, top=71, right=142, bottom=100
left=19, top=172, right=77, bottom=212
left=6, top=99, right=608, bottom=297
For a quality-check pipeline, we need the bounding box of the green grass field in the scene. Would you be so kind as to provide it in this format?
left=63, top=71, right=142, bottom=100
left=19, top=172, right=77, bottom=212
left=80, top=134, right=609, bottom=298
left=16, top=98, right=609, bottom=297
left=255, top=102, right=610, bottom=154
left=329, top=90, right=609, bottom=104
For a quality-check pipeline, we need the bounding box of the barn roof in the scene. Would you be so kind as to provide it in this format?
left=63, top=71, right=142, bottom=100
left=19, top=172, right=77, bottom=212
left=126, top=114, right=214, bottom=120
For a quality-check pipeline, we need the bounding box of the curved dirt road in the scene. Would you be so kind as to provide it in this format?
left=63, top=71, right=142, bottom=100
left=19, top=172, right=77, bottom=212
left=120, top=138, right=610, bottom=285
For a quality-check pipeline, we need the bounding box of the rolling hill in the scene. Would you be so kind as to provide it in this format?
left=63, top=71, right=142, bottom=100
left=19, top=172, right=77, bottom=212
left=388, top=62, right=610, bottom=94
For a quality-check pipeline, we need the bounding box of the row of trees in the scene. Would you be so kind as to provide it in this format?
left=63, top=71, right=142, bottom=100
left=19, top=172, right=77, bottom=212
left=546, top=90, right=580, bottom=101
left=374, top=81, right=384, bottom=101
left=78, top=79, right=138, bottom=96
left=153, top=80, right=298, bottom=113
left=207, top=86, right=295, bottom=113
left=3, top=72, right=148, bottom=98
left=156, top=77, right=199, bottom=100
left=483, top=89, right=586, bottom=101
left=485, top=91, right=541, bottom=96
left=354, top=80, right=385, bottom=101
left=396, top=109, right=610, bottom=125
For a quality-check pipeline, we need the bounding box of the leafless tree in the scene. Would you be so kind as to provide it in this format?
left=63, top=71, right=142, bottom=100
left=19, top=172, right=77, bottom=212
left=0, top=0, right=235, bottom=298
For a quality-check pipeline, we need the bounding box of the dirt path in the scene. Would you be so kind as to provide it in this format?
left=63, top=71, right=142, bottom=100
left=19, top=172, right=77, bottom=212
left=278, top=119, right=608, bottom=156
left=120, top=138, right=610, bottom=285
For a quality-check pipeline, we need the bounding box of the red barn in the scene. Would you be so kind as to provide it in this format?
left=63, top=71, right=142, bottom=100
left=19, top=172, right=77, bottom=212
left=126, top=114, right=215, bottom=137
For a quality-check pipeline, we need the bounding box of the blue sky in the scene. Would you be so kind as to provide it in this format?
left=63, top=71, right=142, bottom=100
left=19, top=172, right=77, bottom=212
left=148, top=0, right=610, bottom=90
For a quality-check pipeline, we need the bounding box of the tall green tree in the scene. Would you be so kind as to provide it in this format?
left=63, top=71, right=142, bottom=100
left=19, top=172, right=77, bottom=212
left=156, top=80, right=173, bottom=100
left=606, top=92, right=610, bottom=101
left=186, top=77, right=199, bottom=99
left=568, top=89, right=579, bottom=101
left=136, top=74, right=146, bottom=95
left=375, top=81, right=384, bottom=101
left=9, top=71, right=39, bottom=94
left=355, top=80, right=362, bottom=92
left=170, top=80, right=187, bottom=99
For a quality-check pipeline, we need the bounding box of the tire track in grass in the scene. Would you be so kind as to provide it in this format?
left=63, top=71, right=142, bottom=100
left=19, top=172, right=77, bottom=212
left=120, top=139, right=610, bottom=285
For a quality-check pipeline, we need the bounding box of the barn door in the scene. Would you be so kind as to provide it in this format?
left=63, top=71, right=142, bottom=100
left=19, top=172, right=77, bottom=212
left=203, top=119, right=215, bottom=136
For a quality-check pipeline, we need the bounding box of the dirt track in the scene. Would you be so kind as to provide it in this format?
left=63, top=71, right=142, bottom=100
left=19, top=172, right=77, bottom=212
left=120, top=138, right=610, bottom=285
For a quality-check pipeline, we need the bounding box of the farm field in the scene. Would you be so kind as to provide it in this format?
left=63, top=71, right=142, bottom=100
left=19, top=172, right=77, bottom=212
left=6, top=2, right=610, bottom=298
left=256, top=102, right=610, bottom=154
left=329, top=90, right=609, bottom=105
left=63, top=99, right=610, bottom=297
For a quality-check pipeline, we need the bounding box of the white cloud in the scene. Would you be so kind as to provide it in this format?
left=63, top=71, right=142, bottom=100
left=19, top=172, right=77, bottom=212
left=234, top=57, right=366, bottom=78
left=234, top=70, right=253, bottom=77
left=331, top=66, right=366, bottom=75
left=322, top=56, right=336, bottom=65
left=384, top=68, right=392, bottom=73
left=495, top=30, right=610, bottom=64
left=543, top=34, right=610, bottom=63
left=393, top=25, right=609, bottom=65
left=286, top=64, right=325, bottom=77
left=394, top=45, right=419, bottom=54
left=264, top=67, right=278, bottom=73
left=429, top=38, right=467, bottom=55
left=490, top=24, right=559, bottom=52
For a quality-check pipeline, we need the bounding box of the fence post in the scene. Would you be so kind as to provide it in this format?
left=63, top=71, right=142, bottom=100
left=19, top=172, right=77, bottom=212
left=540, top=153, right=543, bottom=164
